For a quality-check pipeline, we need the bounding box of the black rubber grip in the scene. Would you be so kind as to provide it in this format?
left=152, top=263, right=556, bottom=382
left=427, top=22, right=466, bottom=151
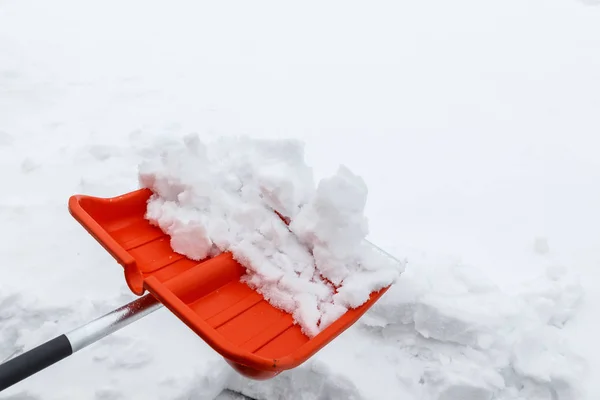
left=0, top=334, right=72, bottom=392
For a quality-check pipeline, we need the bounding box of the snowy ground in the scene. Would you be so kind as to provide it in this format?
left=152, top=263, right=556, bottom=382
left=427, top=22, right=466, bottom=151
left=1, top=0, right=600, bottom=399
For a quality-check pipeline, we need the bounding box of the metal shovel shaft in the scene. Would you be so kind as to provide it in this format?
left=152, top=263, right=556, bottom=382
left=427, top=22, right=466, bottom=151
left=0, top=293, right=162, bottom=392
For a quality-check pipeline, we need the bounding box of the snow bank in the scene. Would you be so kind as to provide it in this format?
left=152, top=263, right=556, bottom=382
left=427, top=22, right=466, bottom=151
left=227, top=250, right=587, bottom=400
left=138, top=135, right=403, bottom=336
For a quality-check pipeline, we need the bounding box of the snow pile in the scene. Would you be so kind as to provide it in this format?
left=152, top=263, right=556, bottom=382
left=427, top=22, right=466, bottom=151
left=227, top=250, right=587, bottom=400
left=138, top=135, right=402, bottom=336
left=367, top=256, right=586, bottom=399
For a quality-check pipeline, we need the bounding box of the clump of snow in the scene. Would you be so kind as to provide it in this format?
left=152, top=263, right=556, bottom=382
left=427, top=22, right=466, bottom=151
left=138, top=134, right=403, bottom=337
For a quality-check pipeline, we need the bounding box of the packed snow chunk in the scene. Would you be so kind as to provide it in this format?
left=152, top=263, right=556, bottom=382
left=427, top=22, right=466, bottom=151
left=210, top=135, right=317, bottom=218
left=511, top=328, right=587, bottom=400
left=333, top=267, right=400, bottom=309
left=145, top=197, right=214, bottom=260
left=137, top=135, right=402, bottom=336
left=413, top=291, right=520, bottom=349
left=421, top=362, right=502, bottom=400
left=290, top=165, right=370, bottom=285
left=514, top=264, right=583, bottom=328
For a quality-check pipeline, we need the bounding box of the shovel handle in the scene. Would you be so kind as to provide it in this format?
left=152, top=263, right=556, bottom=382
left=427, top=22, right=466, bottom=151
left=0, top=293, right=162, bottom=392
left=0, top=334, right=72, bottom=391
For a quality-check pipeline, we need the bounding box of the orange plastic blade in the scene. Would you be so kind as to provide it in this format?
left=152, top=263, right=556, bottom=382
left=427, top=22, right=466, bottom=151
left=68, top=188, right=390, bottom=379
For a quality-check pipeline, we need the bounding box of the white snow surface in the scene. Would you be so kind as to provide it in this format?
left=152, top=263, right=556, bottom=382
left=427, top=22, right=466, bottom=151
left=138, top=135, right=402, bottom=337
left=1, top=0, right=600, bottom=399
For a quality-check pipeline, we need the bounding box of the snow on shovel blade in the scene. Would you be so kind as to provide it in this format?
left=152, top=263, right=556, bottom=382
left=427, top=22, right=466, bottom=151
left=0, top=188, right=396, bottom=392
left=68, top=189, right=394, bottom=379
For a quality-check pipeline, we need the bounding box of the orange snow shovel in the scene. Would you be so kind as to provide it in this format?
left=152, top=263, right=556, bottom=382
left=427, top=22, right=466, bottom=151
left=0, top=188, right=393, bottom=392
